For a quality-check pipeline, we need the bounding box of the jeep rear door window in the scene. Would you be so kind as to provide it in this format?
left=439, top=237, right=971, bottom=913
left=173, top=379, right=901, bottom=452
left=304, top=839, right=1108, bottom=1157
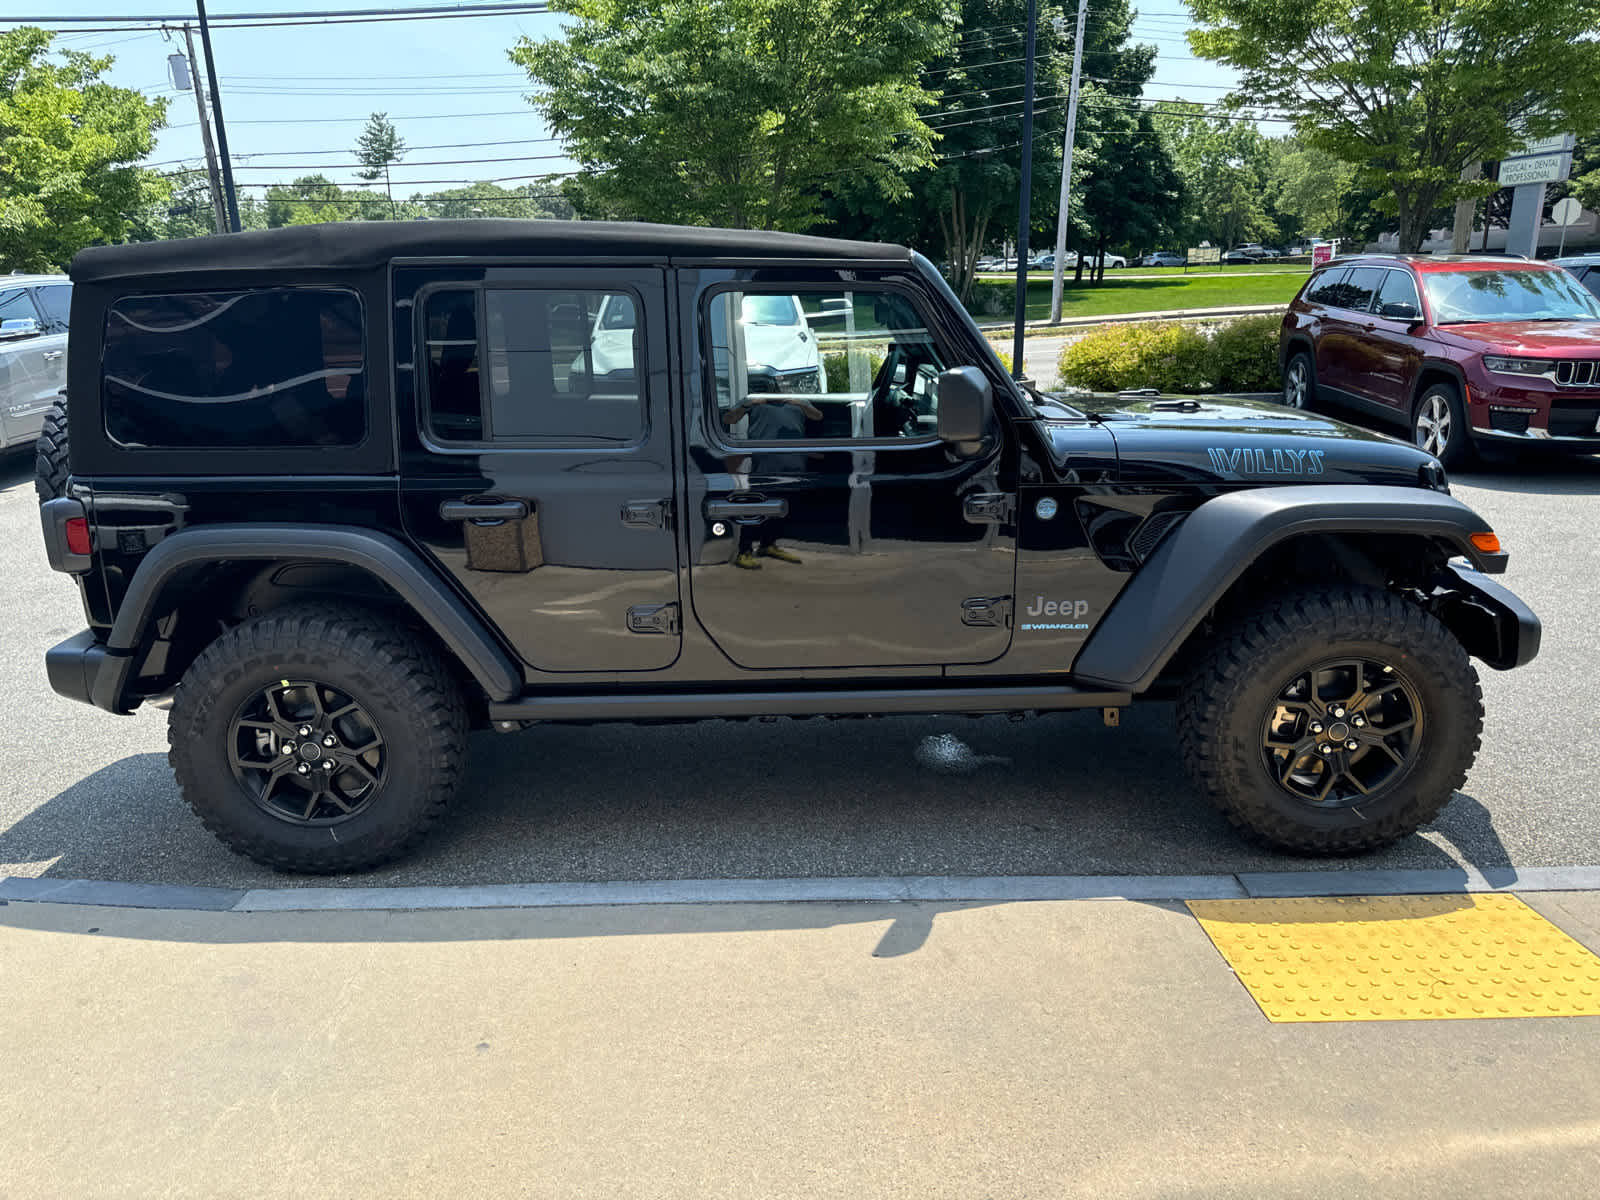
left=103, top=288, right=365, bottom=449
left=707, top=288, right=946, bottom=443
left=421, top=287, right=644, bottom=444
left=1423, top=268, right=1600, bottom=324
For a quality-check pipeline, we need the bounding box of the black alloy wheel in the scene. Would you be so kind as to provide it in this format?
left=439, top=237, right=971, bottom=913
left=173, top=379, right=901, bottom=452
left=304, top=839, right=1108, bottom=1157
left=1261, top=659, right=1421, bottom=807
left=228, top=679, right=387, bottom=825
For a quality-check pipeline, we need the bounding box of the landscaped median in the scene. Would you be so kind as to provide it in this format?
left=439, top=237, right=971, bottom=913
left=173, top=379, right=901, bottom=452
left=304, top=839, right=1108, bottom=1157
left=966, top=270, right=1307, bottom=323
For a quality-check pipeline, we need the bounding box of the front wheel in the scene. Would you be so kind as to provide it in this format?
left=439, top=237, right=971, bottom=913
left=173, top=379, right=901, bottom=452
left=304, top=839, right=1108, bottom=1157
left=1177, top=587, right=1483, bottom=854
left=169, top=604, right=468, bottom=872
left=1413, top=381, right=1474, bottom=468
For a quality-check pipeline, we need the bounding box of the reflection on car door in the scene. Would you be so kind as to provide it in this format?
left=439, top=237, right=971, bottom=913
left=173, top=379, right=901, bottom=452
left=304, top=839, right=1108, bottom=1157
left=1315, top=267, right=1383, bottom=405
left=1350, top=269, right=1425, bottom=416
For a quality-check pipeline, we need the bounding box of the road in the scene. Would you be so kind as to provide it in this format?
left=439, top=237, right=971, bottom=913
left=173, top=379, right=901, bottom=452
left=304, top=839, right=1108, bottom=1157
left=3, top=446, right=1598, bottom=891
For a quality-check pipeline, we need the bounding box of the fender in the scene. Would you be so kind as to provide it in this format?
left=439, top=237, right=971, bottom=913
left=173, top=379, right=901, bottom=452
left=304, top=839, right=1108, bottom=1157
left=1070, top=485, right=1511, bottom=693
left=95, top=524, right=522, bottom=710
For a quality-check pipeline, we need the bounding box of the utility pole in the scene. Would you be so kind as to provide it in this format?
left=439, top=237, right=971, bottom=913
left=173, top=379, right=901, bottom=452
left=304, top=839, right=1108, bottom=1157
left=1011, top=0, right=1038, bottom=380
left=195, top=0, right=241, bottom=232
left=178, top=25, right=227, bottom=234
left=1049, top=0, right=1090, bottom=323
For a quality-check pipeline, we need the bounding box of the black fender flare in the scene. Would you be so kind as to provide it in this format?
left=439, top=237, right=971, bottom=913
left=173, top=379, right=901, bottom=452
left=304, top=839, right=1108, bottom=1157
left=1411, top=359, right=1471, bottom=410
left=1069, top=485, right=1511, bottom=693
left=97, top=524, right=522, bottom=710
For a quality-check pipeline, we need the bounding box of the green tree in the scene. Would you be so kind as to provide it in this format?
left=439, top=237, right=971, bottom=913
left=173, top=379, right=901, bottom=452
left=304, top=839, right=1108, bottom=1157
left=0, top=27, right=169, bottom=271
left=264, top=175, right=383, bottom=226
left=1187, top=0, right=1600, bottom=252
left=510, top=0, right=953, bottom=231
left=1267, top=135, right=1357, bottom=243
left=354, top=111, right=407, bottom=218
left=128, top=167, right=215, bottom=243
left=1154, top=103, right=1277, bottom=250
left=1075, top=104, right=1184, bottom=281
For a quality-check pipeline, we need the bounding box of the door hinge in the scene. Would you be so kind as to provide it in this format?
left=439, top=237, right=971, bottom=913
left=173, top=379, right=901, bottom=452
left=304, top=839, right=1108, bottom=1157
left=621, top=498, right=671, bottom=530
left=626, top=602, right=680, bottom=635
left=961, top=596, right=1012, bottom=628
left=962, top=492, right=1015, bottom=524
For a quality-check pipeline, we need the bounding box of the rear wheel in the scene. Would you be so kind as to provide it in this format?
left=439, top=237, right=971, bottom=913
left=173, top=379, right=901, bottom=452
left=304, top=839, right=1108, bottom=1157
left=1177, top=587, right=1482, bottom=854
left=1413, top=381, right=1474, bottom=468
left=34, top=393, right=69, bottom=504
left=168, top=604, right=468, bottom=873
left=1281, top=351, right=1315, bottom=410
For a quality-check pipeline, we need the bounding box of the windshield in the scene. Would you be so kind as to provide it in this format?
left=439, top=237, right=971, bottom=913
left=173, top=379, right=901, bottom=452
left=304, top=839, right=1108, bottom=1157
left=1424, top=268, right=1600, bottom=324
left=740, top=295, right=801, bottom=326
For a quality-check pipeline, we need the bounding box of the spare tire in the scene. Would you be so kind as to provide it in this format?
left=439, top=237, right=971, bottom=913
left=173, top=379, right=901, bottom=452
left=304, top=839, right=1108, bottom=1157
left=34, top=392, right=69, bottom=504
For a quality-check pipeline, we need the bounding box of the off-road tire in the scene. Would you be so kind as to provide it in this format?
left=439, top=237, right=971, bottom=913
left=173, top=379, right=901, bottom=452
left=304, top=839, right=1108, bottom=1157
left=169, top=603, right=468, bottom=873
left=1413, top=380, right=1474, bottom=469
left=34, top=393, right=69, bottom=504
left=1177, top=587, right=1483, bottom=854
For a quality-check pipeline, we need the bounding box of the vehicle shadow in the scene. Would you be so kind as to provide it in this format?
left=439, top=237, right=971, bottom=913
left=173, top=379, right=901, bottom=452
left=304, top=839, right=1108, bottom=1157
left=0, top=446, right=36, bottom=491
left=1452, top=452, right=1600, bottom=495
left=0, top=708, right=1527, bottom=946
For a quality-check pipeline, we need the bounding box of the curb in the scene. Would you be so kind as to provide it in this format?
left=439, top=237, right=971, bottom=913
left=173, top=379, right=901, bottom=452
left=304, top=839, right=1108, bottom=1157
left=5, top=866, right=1600, bottom=914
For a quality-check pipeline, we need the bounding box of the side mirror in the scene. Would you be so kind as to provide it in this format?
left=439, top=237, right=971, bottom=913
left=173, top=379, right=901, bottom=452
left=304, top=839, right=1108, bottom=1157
left=0, top=317, right=40, bottom=341
left=1380, top=301, right=1420, bottom=321
left=937, top=365, right=993, bottom=452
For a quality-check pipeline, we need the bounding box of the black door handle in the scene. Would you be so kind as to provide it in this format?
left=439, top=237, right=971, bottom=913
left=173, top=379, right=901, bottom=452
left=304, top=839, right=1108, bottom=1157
left=706, top=497, right=788, bottom=521
left=440, top=499, right=530, bottom=522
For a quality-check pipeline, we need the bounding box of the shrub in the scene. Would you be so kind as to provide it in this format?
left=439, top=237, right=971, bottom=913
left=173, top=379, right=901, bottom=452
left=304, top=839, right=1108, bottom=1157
left=1058, top=322, right=1212, bottom=393
left=821, top=350, right=885, bottom=390
left=1207, top=314, right=1283, bottom=392
left=1056, top=314, right=1285, bottom=394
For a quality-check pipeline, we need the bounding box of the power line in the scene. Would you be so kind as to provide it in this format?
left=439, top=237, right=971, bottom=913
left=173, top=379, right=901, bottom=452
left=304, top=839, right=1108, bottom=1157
left=11, top=3, right=552, bottom=34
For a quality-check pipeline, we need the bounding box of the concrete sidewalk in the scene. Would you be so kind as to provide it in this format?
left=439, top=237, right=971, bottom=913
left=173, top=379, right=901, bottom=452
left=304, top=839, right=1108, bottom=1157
left=4, top=892, right=1600, bottom=1198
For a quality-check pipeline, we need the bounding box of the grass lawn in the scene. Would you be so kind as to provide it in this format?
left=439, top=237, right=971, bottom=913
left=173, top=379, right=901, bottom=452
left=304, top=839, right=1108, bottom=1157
left=972, top=271, right=1307, bottom=322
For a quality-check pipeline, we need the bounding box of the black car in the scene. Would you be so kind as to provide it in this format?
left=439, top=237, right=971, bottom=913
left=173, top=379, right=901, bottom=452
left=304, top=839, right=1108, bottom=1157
left=39, top=221, right=1538, bottom=871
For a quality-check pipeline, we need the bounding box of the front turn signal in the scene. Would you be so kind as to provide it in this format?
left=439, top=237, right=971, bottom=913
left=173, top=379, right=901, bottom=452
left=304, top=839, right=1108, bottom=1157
left=1470, top=531, right=1502, bottom=554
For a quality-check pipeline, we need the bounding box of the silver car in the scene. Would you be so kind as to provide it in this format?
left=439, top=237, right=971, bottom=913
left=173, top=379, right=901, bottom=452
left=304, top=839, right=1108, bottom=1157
left=0, top=274, right=70, bottom=450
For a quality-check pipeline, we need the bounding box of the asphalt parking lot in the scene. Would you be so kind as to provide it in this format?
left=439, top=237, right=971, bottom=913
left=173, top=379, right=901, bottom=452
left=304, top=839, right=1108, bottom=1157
left=2, top=446, right=1597, bottom=890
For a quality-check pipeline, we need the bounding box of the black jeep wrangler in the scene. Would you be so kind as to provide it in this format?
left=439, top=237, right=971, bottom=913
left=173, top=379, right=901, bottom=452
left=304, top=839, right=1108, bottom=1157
left=39, top=221, right=1540, bottom=873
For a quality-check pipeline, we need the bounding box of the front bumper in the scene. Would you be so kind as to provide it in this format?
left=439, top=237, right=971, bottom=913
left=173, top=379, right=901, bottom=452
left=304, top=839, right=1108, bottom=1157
left=1436, top=562, right=1541, bottom=671
left=1469, top=379, right=1600, bottom=447
left=46, top=630, right=137, bottom=715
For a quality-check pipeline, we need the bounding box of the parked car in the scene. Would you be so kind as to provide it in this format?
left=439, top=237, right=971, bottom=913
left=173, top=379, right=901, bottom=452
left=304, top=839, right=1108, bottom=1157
left=41, top=221, right=1538, bottom=871
left=1257, top=247, right=1284, bottom=259
left=1221, top=249, right=1257, bottom=264
left=0, top=274, right=70, bottom=453
left=1137, top=251, right=1186, bottom=268
left=1553, top=253, right=1600, bottom=302
left=1279, top=253, right=1600, bottom=465
left=1081, top=252, right=1129, bottom=270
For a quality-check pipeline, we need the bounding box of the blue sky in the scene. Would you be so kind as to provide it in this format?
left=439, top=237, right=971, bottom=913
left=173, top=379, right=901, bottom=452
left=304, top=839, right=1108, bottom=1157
left=15, top=2, right=1239, bottom=198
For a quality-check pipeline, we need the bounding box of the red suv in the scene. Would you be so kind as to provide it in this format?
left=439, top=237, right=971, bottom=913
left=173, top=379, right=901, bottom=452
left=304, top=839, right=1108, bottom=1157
left=1279, top=255, right=1600, bottom=466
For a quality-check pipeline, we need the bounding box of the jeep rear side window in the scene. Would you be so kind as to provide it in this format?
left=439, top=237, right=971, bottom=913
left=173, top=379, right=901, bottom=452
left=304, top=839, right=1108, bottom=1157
left=421, top=288, right=644, bottom=444
left=707, top=287, right=948, bottom=443
left=103, top=288, right=365, bottom=449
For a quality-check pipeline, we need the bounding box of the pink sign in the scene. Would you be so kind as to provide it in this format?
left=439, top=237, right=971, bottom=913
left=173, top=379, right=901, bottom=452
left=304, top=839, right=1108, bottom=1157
left=1312, top=244, right=1334, bottom=265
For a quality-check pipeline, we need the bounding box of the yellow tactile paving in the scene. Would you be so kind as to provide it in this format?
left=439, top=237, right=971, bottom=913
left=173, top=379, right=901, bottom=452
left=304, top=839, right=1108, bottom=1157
left=1187, top=894, right=1600, bottom=1023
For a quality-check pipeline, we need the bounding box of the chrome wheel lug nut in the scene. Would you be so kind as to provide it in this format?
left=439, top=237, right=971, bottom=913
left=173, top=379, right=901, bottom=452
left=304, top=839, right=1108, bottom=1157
left=1318, top=744, right=1332, bottom=756
left=281, top=743, right=296, bottom=755
left=296, top=763, right=311, bottom=775
left=1345, top=739, right=1359, bottom=751
left=1309, top=722, right=1323, bottom=734
left=322, top=734, right=337, bottom=747
left=321, top=759, right=336, bottom=771
left=298, top=725, right=312, bottom=738
left=1331, top=706, right=1346, bottom=719
left=1352, top=715, right=1366, bottom=727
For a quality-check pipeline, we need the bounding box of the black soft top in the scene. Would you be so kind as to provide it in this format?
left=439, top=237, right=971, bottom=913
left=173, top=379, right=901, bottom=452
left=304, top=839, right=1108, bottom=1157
left=71, top=219, right=911, bottom=283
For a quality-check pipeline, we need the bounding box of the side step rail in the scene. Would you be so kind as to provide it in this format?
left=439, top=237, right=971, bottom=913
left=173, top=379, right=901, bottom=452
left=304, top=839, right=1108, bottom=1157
left=488, top=685, right=1134, bottom=724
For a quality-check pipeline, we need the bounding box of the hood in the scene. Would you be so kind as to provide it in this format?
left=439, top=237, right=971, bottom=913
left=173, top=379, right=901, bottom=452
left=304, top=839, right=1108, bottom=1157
left=743, top=322, right=820, bottom=372
left=1044, top=392, right=1440, bottom=487
left=1430, top=320, right=1600, bottom=355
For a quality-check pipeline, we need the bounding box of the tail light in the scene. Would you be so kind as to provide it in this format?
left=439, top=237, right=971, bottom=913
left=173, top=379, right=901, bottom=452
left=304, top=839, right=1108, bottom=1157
left=65, top=517, right=92, bottom=556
